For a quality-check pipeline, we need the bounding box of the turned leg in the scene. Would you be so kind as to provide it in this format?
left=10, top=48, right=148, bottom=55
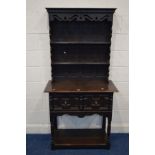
left=106, top=115, right=112, bottom=149
left=51, top=114, right=55, bottom=135
left=54, top=115, right=57, bottom=130
left=50, top=114, right=56, bottom=150
left=102, top=115, right=106, bottom=133
left=107, top=116, right=112, bottom=138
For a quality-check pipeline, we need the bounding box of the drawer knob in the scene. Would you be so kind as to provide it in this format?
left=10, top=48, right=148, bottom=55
left=105, top=97, right=110, bottom=100
left=62, top=100, right=70, bottom=107
left=95, top=101, right=98, bottom=105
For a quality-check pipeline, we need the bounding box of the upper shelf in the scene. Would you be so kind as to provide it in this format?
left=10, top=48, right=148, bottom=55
left=50, top=20, right=112, bottom=43
left=52, top=62, right=110, bottom=65
left=51, top=41, right=111, bottom=45
left=51, top=43, right=110, bottom=65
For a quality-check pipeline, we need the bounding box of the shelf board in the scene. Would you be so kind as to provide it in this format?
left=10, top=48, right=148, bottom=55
left=51, top=41, right=111, bottom=45
left=53, top=129, right=109, bottom=149
left=52, top=62, right=110, bottom=65
left=45, top=78, right=118, bottom=93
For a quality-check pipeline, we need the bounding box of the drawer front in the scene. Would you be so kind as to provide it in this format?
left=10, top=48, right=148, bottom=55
left=83, top=95, right=112, bottom=111
left=49, top=94, right=80, bottom=111
left=49, top=93, right=113, bottom=111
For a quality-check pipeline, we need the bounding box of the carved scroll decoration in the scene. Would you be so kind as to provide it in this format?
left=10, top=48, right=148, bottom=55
left=50, top=14, right=112, bottom=22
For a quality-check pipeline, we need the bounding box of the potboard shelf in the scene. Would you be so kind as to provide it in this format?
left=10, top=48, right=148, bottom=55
left=53, top=129, right=109, bottom=149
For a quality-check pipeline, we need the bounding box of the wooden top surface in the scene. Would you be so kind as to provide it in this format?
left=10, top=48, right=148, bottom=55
left=46, top=8, right=116, bottom=13
left=44, top=78, right=118, bottom=93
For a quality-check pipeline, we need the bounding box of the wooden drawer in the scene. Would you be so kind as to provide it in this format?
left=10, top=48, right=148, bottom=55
left=83, top=94, right=112, bottom=111
left=49, top=93, right=113, bottom=111
left=49, top=94, right=80, bottom=111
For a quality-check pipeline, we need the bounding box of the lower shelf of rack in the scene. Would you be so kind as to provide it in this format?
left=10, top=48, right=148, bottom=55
left=52, top=129, right=110, bottom=149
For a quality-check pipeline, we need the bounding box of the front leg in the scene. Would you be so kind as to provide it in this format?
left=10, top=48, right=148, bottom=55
left=107, top=116, right=112, bottom=138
